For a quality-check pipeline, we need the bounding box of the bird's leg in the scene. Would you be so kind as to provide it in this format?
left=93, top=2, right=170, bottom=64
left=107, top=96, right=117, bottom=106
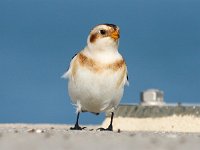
left=97, top=112, right=114, bottom=131
left=107, top=112, right=114, bottom=130
left=70, top=112, right=86, bottom=130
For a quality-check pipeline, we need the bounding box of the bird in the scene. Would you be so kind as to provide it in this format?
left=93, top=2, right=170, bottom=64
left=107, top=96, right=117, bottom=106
left=62, top=23, right=128, bottom=131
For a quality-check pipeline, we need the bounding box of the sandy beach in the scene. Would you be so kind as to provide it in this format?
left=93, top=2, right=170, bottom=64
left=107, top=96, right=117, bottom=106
left=0, top=123, right=200, bottom=150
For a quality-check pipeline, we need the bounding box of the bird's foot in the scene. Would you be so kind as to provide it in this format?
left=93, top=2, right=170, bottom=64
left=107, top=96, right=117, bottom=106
left=97, top=125, right=113, bottom=131
left=70, top=124, right=86, bottom=130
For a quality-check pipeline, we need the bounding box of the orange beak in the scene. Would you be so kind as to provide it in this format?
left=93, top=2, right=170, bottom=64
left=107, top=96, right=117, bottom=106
left=110, top=29, right=120, bottom=40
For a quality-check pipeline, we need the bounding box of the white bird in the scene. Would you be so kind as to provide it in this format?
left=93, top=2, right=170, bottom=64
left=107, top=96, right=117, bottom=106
left=62, top=24, right=128, bottom=131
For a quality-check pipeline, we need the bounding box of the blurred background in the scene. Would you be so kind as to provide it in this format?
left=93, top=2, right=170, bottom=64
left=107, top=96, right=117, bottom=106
left=0, top=0, right=200, bottom=124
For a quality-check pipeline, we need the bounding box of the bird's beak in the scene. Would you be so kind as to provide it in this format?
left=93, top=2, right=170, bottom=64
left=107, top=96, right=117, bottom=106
left=110, top=29, right=120, bottom=40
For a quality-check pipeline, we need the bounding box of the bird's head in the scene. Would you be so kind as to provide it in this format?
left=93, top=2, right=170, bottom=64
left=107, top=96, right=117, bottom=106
left=87, top=24, right=120, bottom=52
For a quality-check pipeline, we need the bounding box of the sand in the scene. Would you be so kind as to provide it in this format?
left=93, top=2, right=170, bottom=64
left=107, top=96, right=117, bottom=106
left=0, top=123, right=200, bottom=150
left=102, top=115, right=200, bottom=132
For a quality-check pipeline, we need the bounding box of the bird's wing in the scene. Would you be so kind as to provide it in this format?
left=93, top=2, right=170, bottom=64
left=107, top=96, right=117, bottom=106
left=61, top=53, right=77, bottom=79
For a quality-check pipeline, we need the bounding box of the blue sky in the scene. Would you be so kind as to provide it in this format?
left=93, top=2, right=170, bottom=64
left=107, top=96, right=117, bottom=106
left=0, top=0, right=200, bottom=124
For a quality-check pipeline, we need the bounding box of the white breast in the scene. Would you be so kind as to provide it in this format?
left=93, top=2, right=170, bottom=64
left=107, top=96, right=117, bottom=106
left=68, top=65, right=125, bottom=113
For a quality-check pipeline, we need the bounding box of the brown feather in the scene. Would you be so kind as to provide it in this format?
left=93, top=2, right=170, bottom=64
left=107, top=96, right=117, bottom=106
left=90, top=33, right=98, bottom=43
left=71, top=53, right=127, bottom=88
left=78, top=53, right=125, bottom=72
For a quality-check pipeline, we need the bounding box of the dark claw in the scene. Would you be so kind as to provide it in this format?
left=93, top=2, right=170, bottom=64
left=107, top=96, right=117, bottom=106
left=97, top=125, right=113, bottom=131
left=70, top=125, right=86, bottom=130
left=70, top=112, right=86, bottom=130
left=97, top=112, right=114, bottom=131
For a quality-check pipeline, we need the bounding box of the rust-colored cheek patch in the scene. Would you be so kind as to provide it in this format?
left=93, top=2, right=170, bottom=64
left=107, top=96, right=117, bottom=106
left=90, top=33, right=98, bottom=43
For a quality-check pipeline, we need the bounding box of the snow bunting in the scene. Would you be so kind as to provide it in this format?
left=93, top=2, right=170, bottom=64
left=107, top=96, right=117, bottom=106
left=62, top=24, right=128, bottom=131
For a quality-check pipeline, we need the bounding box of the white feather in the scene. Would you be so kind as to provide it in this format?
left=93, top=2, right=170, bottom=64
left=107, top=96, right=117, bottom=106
left=64, top=24, right=128, bottom=114
left=61, top=71, right=69, bottom=79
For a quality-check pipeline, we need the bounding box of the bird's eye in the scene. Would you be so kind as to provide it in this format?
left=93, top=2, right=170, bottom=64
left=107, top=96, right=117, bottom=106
left=99, top=30, right=106, bottom=35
